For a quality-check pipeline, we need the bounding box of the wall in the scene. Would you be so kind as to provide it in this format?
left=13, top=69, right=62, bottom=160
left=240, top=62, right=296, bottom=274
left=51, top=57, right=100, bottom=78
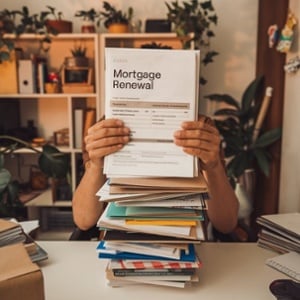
left=0, top=0, right=258, bottom=113
left=279, top=0, right=300, bottom=212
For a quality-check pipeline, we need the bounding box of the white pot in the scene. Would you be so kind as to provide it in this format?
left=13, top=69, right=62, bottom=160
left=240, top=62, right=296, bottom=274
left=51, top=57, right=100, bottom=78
left=235, top=182, right=253, bottom=223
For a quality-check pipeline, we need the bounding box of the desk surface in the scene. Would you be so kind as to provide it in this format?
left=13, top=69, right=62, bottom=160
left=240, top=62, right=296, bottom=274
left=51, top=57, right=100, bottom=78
left=38, top=241, right=286, bottom=300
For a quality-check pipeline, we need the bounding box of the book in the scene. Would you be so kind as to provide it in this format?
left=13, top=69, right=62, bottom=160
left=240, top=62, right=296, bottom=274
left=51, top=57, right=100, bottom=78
left=98, top=205, right=204, bottom=240
left=83, top=108, right=96, bottom=138
left=103, top=47, right=200, bottom=178
left=74, top=108, right=84, bottom=149
left=106, top=202, right=204, bottom=219
left=102, top=230, right=202, bottom=244
left=257, top=213, right=300, bottom=239
left=108, top=255, right=202, bottom=270
left=0, top=219, right=25, bottom=246
left=97, top=241, right=196, bottom=261
left=256, top=213, right=300, bottom=253
left=266, top=251, right=300, bottom=282
left=0, top=219, right=48, bottom=263
left=37, top=62, right=47, bottom=94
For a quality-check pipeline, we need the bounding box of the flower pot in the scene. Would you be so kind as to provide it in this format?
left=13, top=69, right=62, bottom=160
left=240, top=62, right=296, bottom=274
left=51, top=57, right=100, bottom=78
left=239, top=168, right=256, bottom=204
left=64, top=57, right=89, bottom=68
left=235, top=182, right=252, bottom=223
left=46, top=20, right=73, bottom=33
left=108, top=23, right=129, bottom=33
left=81, top=21, right=96, bottom=33
left=236, top=168, right=256, bottom=224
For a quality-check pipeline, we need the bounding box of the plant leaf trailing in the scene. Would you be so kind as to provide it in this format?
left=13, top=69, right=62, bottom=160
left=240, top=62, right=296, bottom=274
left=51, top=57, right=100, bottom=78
left=0, top=136, right=70, bottom=217
left=0, top=5, right=63, bottom=63
left=205, top=75, right=282, bottom=184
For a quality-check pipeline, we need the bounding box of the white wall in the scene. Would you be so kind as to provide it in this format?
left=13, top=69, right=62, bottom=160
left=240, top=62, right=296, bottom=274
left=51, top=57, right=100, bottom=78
left=279, top=0, right=300, bottom=213
left=1, top=0, right=258, bottom=113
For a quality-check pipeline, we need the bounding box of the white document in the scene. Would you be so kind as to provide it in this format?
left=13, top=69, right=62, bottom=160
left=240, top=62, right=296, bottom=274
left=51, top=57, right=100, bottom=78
left=104, top=48, right=200, bottom=178
left=266, top=251, right=300, bottom=281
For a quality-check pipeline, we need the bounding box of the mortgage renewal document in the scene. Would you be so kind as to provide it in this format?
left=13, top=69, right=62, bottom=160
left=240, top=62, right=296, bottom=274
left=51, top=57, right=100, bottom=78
left=104, top=47, right=200, bottom=178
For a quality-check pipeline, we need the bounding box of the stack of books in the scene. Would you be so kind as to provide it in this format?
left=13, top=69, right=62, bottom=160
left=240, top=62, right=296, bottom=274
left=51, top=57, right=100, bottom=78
left=96, top=175, right=208, bottom=288
left=256, top=212, right=300, bottom=254
left=0, top=218, right=48, bottom=263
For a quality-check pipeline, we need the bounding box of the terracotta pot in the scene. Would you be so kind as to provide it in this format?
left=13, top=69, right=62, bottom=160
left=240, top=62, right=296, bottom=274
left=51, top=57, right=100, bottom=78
left=81, top=21, right=96, bottom=33
left=64, top=57, right=89, bottom=68
left=46, top=20, right=73, bottom=33
left=108, top=23, right=129, bottom=33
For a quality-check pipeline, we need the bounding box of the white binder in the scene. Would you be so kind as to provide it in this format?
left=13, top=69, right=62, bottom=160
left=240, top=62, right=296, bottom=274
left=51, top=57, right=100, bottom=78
left=18, top=60, right=36, bottom=94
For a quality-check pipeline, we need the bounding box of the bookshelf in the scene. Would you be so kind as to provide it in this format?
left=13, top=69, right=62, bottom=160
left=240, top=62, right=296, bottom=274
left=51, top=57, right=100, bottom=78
left=0, top=33, right=100, bottom=228
left=0, top=32, right=188, bottom=229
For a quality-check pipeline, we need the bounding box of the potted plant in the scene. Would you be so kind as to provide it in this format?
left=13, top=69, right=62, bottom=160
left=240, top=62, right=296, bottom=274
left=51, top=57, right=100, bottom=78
left=43, top=6, right=73, bottom=34
left=65, top=44, right=89, bottom=68
left=205, top=75, right=282, bottom=186
left=74, top=9, right=100, bottom=33
left=0, top=135, right=70, bottom=217
left=0, top=6, right=60, bottom=63
left=165, top=0, right=218, bottom=84
left=100, top=1, right=133, bottom=33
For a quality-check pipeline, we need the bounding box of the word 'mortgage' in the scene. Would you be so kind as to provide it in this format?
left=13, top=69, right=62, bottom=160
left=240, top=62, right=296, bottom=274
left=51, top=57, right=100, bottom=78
left=112, top=69, right=162, bottom=90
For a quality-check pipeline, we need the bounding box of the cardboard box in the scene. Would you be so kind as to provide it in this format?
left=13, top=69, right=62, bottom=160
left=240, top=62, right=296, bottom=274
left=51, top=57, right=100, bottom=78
left=0, top=243, right=44, bottom=300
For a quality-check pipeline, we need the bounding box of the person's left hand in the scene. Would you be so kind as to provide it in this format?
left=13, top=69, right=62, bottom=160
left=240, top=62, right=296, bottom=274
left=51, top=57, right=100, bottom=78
left=173, top=116, right=221, bottom=170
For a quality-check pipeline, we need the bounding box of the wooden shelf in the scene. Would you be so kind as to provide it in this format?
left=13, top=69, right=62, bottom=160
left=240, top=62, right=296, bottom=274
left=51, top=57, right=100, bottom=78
left=25, top=189, right=72, bottom=207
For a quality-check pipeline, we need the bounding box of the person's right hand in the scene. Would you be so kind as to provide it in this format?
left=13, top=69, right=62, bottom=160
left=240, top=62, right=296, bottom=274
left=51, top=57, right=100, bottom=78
left=84, top=118, right=130, bottom=166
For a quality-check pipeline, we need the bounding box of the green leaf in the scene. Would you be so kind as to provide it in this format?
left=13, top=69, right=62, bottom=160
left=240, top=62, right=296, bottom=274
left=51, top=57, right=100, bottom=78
left=205, top=94, right=240, bottom=109
left=0, top=168, right=11, bottom=193
left=254, top=128, right=282, bottom=148
left=0, top=154, right=4, bottom=169
left=227, top=151, right=251, bottom=179
left=6, top=180, right=20, bottom=205
left=202, top=50, right=218, bottom=65
left=241, top=75, right=264, bottom=112
left=38, top=145, right=70, bottom=179
left=254, top=148, right=270, bottom=176
left=214, top=108, right=239, bottom=117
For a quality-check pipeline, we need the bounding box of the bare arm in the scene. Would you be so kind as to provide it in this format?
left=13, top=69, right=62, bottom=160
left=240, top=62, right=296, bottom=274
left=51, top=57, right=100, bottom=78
left=72, top=118, right=130, bottom=230
left=173, top=116, right=239, bottom=233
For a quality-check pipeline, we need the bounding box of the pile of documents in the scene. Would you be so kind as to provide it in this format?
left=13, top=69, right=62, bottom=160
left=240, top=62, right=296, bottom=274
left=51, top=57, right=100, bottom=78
left=96, top=176, right=209, bottom=288
left=0, top=218, right=48, bottom=262
left=96, top=47, right=207, bottom=288
left=256, top=212, right=300, bottom=254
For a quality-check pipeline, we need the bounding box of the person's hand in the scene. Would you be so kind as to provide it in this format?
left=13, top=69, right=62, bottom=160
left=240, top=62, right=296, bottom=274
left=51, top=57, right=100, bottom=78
left=84, top=118, right=130, bottom=167
left=173, top=115, right=221, bottom=170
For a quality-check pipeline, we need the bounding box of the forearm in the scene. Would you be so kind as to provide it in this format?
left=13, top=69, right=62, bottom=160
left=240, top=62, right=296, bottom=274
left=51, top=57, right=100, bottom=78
left=72, top=161, right=105, bottom=230
left=203, top=159, right=239, bottom=233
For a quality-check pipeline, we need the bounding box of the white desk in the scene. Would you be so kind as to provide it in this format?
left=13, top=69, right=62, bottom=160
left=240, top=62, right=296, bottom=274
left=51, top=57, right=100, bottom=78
left=38, top=241, right=286, bottom=300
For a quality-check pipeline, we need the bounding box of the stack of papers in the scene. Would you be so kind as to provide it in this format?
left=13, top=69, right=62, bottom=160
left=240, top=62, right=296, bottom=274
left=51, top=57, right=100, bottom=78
left=96, top=47, right=206, bottom=288
left=96, top=185, right=207, bottom=288
left=0, top=219, right=48, bottom=263
left=256, top=212, right=300, bottom=254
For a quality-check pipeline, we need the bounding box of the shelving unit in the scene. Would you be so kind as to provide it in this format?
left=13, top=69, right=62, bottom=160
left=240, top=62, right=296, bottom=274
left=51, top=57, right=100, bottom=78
left=1, top=32, right=189, bottom=230
left=0, top=33, right=100, bottom=229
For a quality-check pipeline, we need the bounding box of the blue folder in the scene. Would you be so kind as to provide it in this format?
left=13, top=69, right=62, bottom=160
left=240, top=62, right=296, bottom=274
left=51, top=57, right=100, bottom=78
left=97, top=241, right=196, bottom=261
